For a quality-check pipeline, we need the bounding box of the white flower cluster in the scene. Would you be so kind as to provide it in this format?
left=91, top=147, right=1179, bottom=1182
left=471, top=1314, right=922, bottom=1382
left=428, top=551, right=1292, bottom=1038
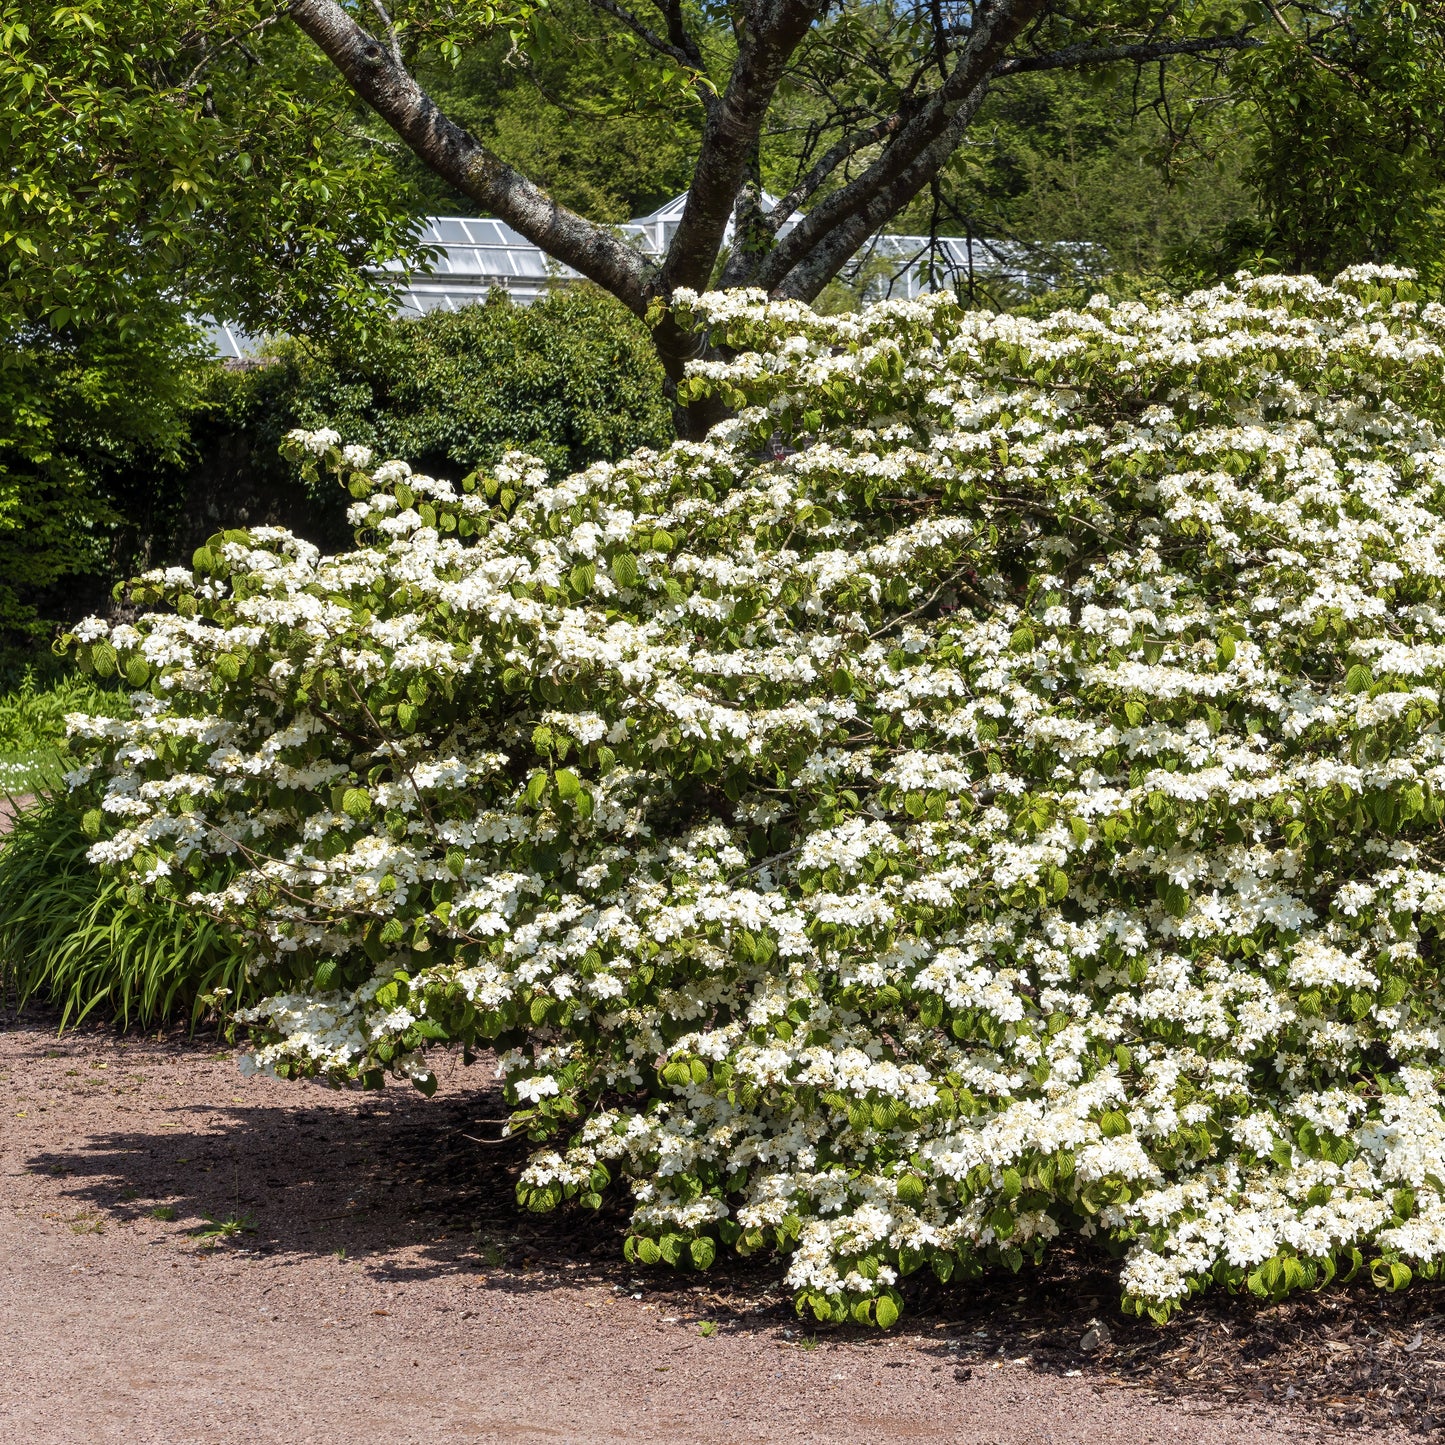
left=60, top=268, right=1445, bottom=1325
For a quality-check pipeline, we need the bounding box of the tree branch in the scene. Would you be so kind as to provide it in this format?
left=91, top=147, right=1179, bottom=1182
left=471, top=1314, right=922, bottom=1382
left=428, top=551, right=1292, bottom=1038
left=769, top=108, right=907, bottom=229
left=587, top=0, right=715, bottom=109
left=179, top=15, right=279, bottom=91
left=287, top=0, right=655, bottom=314
left=754, top=12, right=1265, bottom=296
left=752, top=0, right=1047, bottom=294
left=928, top=0, right=950, bottom=79
left=992, top=31, right=1262, bottom=78
left=659, top=0, right=827, bottom=293
left=368, top=0, right=404, bottom=67
left=651, top=0, right=710, bottom=74
left=772, top=80, right=993, bottom=301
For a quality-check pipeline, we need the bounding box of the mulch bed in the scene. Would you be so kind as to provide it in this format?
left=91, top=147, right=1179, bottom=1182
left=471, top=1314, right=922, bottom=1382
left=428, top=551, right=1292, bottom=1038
left=921, top=1250, right=1445, bottom=1436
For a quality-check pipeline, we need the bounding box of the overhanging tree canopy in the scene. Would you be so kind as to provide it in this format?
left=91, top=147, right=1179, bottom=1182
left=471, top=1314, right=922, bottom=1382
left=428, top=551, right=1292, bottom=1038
left=0, top=0, right=421, bottom=338
left=0, top=0, right=425, bottom=642
left=284, top=0, right=1284, bottom=403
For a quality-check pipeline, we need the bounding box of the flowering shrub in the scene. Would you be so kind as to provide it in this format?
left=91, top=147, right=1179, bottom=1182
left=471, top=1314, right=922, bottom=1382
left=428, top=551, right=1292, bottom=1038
left=59, top=268, right=1445, bottom=1325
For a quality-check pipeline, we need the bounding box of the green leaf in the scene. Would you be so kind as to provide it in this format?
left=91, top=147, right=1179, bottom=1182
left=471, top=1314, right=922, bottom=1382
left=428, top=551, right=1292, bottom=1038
left=896, top=1172, right=926, bottom=1207
left=1098, top=1110, right=1130, bottom=1138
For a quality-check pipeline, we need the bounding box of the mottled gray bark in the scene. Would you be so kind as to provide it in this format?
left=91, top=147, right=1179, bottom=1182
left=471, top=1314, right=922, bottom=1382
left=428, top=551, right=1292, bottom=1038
left=288, top=0, right=656, bottom=314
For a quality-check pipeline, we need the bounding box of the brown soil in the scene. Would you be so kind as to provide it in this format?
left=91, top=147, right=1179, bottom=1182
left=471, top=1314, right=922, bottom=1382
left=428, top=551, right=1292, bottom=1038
left=0, top=793, right=33, bottom=830
left=0, top=1006, right=1424, bottom=1444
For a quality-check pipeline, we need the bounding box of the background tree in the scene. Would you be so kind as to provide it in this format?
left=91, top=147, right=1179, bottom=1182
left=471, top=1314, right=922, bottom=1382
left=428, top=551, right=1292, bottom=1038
left=9, top=0, right=1444, bottom=642
left=1229, top=1, right=1445, bottom=280
left=392, top=1, right=705, bottom=221
left=284, top=0, right=1445, bottom=420
left=0, top=0, right=422, bottom=644
left=390, top=0, right=1254, bottom=292
left=855, top=64, right=1254, bottom=302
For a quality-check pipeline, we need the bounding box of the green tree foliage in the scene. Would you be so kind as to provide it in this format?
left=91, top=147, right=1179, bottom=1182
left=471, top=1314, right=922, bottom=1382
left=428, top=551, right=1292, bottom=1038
left=0, top=0, right=422, bottom=647
left=384, top=2, right=1258, bottom=291
left=264, top=289, right=673, bottom=478
left=0, top=0, right=418, bottom=335
left=1233, top=2, right=1445, bottom=280
left=381, top=0, right=1440, bottom=300
left=395, top=0, right=705, bottom=222
left=909, top=69, right=1254, bottom=278
left=0, top=318, right=209, bottom=643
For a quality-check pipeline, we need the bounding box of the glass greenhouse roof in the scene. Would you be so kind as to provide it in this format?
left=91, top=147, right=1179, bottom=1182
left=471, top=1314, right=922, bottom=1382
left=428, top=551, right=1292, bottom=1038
left=206, top=196, right=1089, bottom=359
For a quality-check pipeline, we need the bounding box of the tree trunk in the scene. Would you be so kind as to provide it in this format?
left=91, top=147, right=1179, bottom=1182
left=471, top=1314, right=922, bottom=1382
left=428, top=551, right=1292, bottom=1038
left=650, top=308, right=732, bottom=442
left=287, top=0, right=1270, bottom=442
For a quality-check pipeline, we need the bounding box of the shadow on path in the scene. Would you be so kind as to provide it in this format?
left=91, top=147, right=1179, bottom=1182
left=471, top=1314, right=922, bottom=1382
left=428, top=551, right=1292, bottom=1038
left=8, top=1006, right=1445, bottom=1436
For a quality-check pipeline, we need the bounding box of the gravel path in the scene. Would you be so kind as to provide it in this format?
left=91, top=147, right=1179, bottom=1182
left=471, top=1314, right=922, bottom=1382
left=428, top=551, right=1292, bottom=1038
left=0, top=1012, right=1385, bottom=1444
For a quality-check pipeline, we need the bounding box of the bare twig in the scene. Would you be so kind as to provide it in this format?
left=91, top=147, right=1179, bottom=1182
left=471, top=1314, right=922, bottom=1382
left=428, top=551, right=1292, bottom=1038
left=368, top=0, right=404, bottom=66
left=587, top=0, right=713, bottom=106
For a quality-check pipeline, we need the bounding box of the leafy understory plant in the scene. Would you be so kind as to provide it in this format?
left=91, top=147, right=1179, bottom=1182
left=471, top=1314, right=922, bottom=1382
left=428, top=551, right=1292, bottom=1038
left=58, top=269, right=1445, bottom=1325
left=0, top=669, right=129, bottom=794
left=193, top=1211, right=258, bottom=1246
left=0, top=790, right=247, bottom=1029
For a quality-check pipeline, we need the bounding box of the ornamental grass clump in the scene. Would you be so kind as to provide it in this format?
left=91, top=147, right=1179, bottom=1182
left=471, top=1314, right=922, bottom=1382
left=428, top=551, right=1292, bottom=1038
left=0, top=791, right=245, bottom=1027
left=57, top=268, right=1445, bottom=1324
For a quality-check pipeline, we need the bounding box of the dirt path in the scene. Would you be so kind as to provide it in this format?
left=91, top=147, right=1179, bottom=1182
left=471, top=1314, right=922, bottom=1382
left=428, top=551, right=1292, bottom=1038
left=0, top=1012, right=1402, bottom=1445
left=0, top=792, right=32, bottom=831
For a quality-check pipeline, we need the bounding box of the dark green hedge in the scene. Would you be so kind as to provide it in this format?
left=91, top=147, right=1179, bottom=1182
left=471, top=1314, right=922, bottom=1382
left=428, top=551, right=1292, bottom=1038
left=176, top=285, right=673, bottom=551
left=267, top=284, right=671, bottom=474
left=4, top=286, right=672, bottom=650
